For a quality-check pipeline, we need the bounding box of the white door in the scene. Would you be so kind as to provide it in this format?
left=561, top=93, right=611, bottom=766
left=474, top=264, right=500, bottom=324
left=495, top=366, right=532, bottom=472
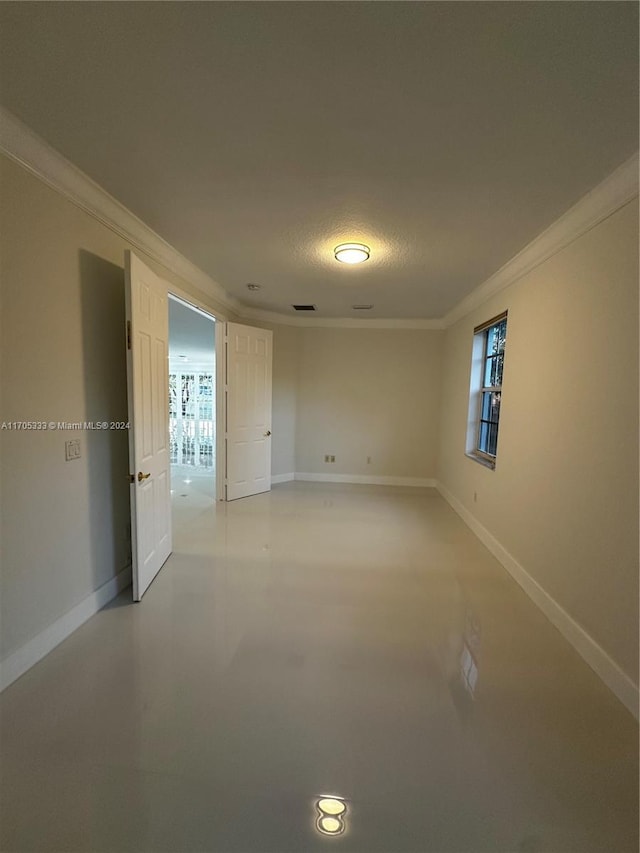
left=125, top=250, right=172, bottom=600
left=226, top=322, right=273, bottom=500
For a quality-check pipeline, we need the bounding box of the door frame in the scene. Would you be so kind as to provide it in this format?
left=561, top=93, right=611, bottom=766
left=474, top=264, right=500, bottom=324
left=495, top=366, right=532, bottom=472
left=166, top=285, right=226, bottom=503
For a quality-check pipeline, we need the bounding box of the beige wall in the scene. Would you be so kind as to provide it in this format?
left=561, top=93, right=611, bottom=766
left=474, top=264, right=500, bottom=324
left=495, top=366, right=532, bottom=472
left=237, top=321, right=445, bottom=482
left=295, top=328, right=442, bottom=479
left=0, top=155, right=230, bottom=660
left=438, top=201, right=639, bottom=683
left=270, top=324, right=299, bottom=477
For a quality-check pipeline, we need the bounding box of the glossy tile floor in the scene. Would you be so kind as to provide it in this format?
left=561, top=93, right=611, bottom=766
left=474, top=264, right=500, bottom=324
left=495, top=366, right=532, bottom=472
left=170, top=464, right=216, bottom=529
left=1, top=483, right=638, bottom=852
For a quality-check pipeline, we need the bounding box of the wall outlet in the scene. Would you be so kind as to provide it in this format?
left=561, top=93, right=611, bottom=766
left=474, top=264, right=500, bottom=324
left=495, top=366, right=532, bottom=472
left=65, top=439, right=81, bottom=461
left=324, top=454, right=336, bottom=463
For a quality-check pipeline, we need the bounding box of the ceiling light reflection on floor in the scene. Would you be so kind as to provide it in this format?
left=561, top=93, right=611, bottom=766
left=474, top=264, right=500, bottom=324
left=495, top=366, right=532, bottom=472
left=315, top=796, right=347, bottom=836
left=318, top=816, right=341, bottom=834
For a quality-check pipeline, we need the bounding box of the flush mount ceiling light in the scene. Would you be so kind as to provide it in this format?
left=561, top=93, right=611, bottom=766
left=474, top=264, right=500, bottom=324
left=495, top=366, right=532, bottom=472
left=334, top=243, right=370, bottom=264
left=246, top=283, right=261, bottom=291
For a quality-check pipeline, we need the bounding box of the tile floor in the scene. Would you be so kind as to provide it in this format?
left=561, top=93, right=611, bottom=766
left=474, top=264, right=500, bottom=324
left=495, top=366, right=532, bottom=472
left=0, top=483, right=637, bottom=852
left=170, top=464, right=216, bottom=529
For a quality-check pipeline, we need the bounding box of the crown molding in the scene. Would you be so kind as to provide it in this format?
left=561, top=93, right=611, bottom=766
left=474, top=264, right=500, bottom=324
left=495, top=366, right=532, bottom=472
left=2, top=107, right=636, bottom=331
left=0, top=106, right=241, bottom=317
left=239, top=306, right=444, bottom=330
left=231, top=153, right=640, bottom=330
left=443, top=153, right=639, bottom=328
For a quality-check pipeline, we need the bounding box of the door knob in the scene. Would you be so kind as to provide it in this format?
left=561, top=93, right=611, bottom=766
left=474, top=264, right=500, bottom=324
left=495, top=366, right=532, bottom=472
left=264, top=430, right=271, bottom=437
left=137, top=471, right=151, bottom=482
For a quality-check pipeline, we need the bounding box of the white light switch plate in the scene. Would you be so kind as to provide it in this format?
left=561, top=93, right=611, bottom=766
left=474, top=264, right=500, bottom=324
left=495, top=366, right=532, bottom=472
left=65, top=439, right=81, bottom=461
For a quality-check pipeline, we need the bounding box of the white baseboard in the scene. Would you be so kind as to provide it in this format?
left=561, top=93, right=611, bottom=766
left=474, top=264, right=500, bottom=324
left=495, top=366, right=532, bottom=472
left=435, top=481, right=639, bottom=720
left=271, top=472, right=295, bottom=484
left=295, top=472, right=436, bottom=488
left=0, top=565, right=132, bottom=693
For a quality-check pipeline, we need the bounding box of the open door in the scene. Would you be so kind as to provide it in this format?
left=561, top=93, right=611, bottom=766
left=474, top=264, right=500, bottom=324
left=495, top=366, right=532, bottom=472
left=225, top=322, right=273, bottom=501
left=125, top=250, right=172, bottom=600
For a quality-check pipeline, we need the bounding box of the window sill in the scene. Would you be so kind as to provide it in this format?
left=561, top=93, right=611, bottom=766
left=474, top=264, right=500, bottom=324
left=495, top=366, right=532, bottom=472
left=465, top=452, right=496, bottom=471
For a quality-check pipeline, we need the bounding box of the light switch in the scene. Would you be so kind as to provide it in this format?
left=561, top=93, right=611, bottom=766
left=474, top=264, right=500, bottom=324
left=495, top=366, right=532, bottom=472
left=65, top=439, right=81, bottom=461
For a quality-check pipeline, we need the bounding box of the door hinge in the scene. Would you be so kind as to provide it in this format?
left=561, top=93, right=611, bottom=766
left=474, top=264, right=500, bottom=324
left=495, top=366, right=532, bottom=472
left=126, top=320, right=132, bottom=350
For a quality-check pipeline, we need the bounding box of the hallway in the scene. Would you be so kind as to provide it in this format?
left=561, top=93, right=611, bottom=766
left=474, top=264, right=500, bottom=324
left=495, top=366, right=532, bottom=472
left=0, top=483, right=637, bottom=852
left=170, top=464, right=216, bottom=531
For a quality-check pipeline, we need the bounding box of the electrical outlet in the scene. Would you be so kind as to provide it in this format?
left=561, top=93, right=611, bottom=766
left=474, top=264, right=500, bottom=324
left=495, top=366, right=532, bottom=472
left=330, top=455, right=335, bottom=463
left=324, top=454, right=336, bottom=463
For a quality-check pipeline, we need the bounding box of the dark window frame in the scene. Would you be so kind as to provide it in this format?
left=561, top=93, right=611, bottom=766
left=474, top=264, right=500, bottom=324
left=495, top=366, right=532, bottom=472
left=470, top=313, right=507, bottom=466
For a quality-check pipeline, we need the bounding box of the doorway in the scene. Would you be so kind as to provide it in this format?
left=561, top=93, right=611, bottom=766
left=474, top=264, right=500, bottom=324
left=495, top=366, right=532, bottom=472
left=168, top=295, right=216, bottom=529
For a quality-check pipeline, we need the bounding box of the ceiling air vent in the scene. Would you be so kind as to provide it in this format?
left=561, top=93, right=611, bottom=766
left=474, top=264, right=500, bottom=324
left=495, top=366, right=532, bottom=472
left=292, top=304, right=317, bottom=311
left=352, top=304, right=373, bottom=310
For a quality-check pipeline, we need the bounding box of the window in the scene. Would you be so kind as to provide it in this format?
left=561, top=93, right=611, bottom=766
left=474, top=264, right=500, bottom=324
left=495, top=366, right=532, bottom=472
left=467, top=312, right=507, bottom=467
left=169, top=370, right=215, bottom=469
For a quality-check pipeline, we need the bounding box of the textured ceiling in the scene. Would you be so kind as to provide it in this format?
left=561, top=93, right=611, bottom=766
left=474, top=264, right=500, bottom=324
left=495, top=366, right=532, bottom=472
left=168, top=298, right=215, bottom=365
left=0, top=2, right=637, bottom=319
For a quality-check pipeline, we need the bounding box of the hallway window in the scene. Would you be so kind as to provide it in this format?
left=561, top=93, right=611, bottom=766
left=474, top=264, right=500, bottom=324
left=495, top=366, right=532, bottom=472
left=466, top=312, right=508, bottom=468
left=169, top=370, right=215, bottom=469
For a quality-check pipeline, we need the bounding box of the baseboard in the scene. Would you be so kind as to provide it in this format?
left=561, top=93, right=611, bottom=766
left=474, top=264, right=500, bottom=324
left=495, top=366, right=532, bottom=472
left=435, top=481, right=639, bottom=720
left=271, top=472, right=295, bottom=484
left=295, top=472, right=436, bottom=488
left=0, top=565, right=132, bottom=693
